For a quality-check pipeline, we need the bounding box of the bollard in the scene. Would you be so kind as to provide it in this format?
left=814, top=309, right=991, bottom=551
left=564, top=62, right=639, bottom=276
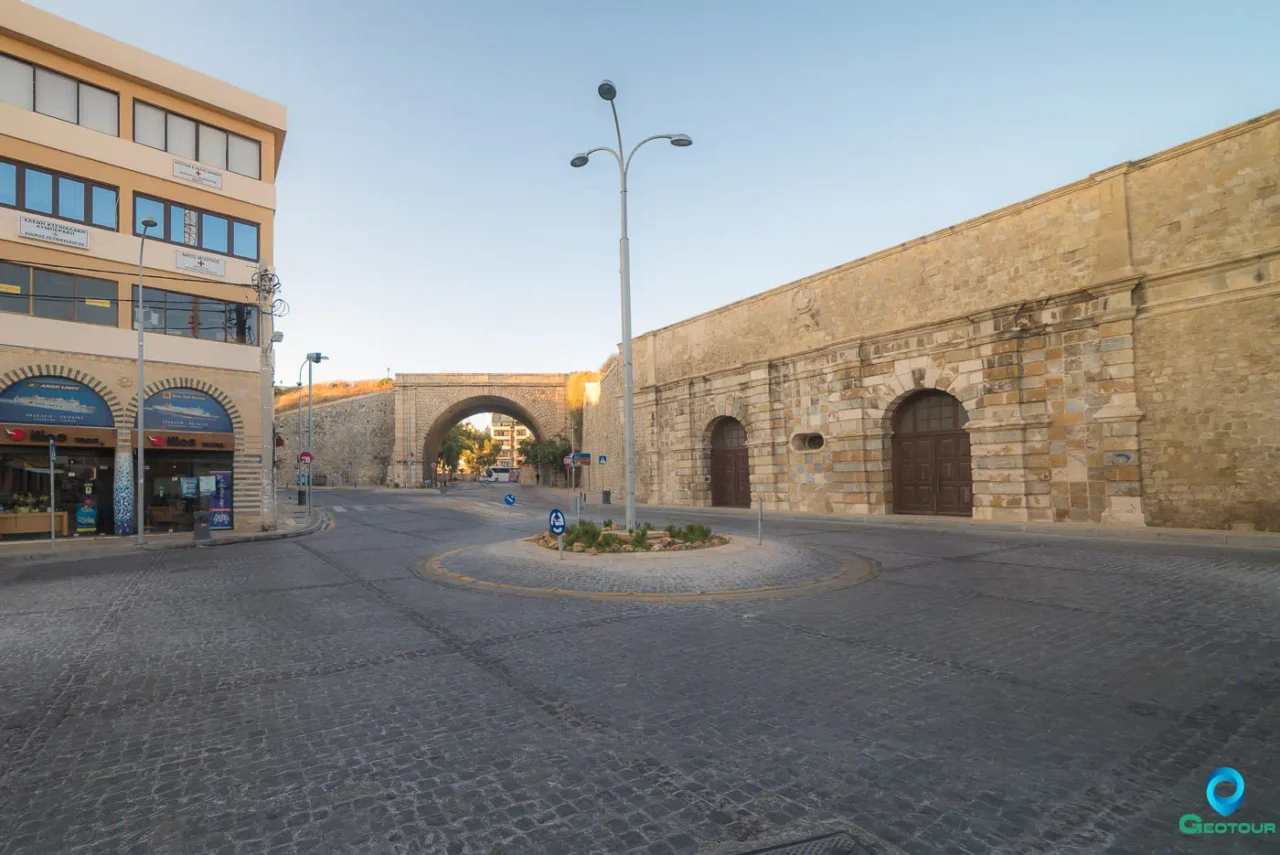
left=758, top=498, right=763, bottom=545
left=558, top=533, right=564, bottom=560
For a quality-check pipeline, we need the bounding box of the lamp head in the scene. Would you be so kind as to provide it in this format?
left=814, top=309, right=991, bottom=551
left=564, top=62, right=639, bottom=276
left=570, top=153, right=590, bottom=168
left=597, top=79, right=616, bottom=101
left=670, top=134, right=693, bottom=147
left=140, top=217, right=158, bottom=229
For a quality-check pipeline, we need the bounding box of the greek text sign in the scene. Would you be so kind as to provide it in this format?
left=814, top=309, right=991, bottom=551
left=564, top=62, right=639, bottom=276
left=18, top=216, right=90, bottom=249
left=176, top=251, right=226, bottom=278
left=173, top=160, right=224, bottom=190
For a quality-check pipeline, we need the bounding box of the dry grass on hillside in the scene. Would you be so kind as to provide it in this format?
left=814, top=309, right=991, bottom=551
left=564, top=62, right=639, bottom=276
left=274, top=379, right=392, bottom=412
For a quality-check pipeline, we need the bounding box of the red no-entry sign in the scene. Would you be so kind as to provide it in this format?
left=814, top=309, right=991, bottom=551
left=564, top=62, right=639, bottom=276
left=299, top=451, right=313, bottom=465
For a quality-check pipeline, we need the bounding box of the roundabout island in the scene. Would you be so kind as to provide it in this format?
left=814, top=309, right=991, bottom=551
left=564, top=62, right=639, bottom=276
left=421, top=530, right=877, bottom=603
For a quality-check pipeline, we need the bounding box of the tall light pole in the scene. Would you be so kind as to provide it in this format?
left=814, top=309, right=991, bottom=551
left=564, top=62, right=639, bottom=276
left=134, top=217, right=157, bottom=545
left=295, top=363, right=306, bottom=506
left=304, top=352, right=328, bottom=516
left=571, top=79, right=692, bottom=531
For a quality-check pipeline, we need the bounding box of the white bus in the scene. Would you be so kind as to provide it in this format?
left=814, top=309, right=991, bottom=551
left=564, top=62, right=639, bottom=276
left=480, top=466, right=512, bottom=483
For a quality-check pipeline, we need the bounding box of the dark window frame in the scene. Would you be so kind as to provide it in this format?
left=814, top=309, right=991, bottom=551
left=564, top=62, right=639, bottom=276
left=0, top=50, right=120, bottom=136
left=893, top=391, right=970, bottom=435
left=132, top=99, right=261, bottom=179
left=0, top=260, right=119, bottom=326
left=131, top=283, right=258, bottom=345
left=0, top=155, right=119, bottom=231
left=132, top=192, right=259, bottom=261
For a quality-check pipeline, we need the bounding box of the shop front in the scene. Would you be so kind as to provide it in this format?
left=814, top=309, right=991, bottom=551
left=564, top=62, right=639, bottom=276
left=0, top=377, right=117, bottom=536
left=139, top=388, right=235, bottom=533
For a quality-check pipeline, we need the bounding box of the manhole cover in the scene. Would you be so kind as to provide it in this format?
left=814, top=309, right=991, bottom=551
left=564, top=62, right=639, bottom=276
left=733, top=830, right=889, bottom=855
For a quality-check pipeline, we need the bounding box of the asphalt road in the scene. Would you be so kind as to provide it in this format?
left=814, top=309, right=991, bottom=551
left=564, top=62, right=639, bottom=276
left=1, top=486, right=1277, bottom=854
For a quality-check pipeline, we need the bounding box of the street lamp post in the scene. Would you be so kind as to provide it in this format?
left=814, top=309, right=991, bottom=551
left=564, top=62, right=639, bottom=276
left=571, top=79, right=691, bottom=531
left=295, top=366, right=306, bottom=506
left=134, top=217, right=157, bottom=545
left=304, top=352, right=328, bottom=517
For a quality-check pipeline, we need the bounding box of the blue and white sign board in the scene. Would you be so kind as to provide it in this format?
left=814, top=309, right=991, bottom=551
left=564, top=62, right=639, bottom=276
left=0, top=377, right=114, bottom=427
left=548, top=509, right=566, bottom=536
left=141, top=388, right=233, bottom=434
left=503, top=494, right=516, bottom=506
left=598, top=455, right=607, bottom=465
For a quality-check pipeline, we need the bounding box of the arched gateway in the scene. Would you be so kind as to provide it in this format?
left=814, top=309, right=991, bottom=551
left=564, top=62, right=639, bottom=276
left=708, top=416, right=751, bottom=508
left=891, top=390, right=973, bottom=516
left=391, top=374, right=568, bottom=486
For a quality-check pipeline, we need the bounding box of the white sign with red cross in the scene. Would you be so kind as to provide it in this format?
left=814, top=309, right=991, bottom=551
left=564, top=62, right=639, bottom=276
left=176, top=250, right=226, bottom=278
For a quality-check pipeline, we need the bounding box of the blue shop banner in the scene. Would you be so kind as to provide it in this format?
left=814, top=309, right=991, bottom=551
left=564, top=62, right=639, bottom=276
left=141, top=388, right=233, bottom=434
left=75, top=502, right=97, bottom=533
left=210, top=470, right=233, bottom=530
left=0, top=377, right=114, bottom=427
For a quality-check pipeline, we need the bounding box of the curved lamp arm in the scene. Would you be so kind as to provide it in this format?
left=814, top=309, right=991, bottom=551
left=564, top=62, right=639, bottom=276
left=625, top=135, right=679, bottom=174
left=584, top=146, right=623, bottom=173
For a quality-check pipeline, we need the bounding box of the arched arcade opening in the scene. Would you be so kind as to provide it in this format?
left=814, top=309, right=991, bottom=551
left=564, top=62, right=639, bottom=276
left=420, top=395, right=545, bottom=484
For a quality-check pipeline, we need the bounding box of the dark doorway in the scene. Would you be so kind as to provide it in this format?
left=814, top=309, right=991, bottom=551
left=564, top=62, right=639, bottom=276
left=892, top=391, right=972, bottom=516
left=709, top=417, right=751, bottom=508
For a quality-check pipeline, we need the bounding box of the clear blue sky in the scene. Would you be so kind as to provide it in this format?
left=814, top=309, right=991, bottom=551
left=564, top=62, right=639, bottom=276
left=30, top=0, right=1280, bottom=390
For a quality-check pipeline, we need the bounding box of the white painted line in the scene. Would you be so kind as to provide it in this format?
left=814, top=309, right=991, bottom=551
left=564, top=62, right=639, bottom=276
left=285, top=518, right=297, bottom=527
left=331, top=505, right=346, bottom=512
left=351, top=504, right=369, bottom=512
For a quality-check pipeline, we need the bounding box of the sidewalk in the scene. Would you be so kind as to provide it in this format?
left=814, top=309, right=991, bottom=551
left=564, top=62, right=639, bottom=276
left=0, top=503, right=328, bottom=567
left=499, top=483, right=1280, bottom=551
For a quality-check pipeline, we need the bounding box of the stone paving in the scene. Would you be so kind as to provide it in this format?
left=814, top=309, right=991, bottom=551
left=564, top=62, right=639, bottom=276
left=433, top=538, right=855, bottom=596
left=0, top=490, right=1277, bottom=854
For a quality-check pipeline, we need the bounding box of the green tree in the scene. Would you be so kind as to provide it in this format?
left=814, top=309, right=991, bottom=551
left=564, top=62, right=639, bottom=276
left=437, top=423, right=480, bottom=474
left=516, top=434, right=572, bottom=483
left=464, top=428, right=503, bottom=473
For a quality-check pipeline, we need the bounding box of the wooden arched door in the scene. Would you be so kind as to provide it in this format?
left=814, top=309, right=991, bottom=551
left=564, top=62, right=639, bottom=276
left=709, top=418, right=751, bottom=508
left=892, top=391, right=972, bottom=516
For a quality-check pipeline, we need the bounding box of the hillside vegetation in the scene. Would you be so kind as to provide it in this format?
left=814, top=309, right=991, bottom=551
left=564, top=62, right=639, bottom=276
left=274, top=378, right=393, bottom=412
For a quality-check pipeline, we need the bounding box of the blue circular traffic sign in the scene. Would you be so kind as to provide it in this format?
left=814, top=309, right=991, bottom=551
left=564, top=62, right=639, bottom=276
left=548, top=509, right=566, bottom=536
left=504, top=494, right=516, bottom=506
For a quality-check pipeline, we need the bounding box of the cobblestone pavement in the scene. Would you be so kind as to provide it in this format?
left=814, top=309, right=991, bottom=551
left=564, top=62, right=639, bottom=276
left=435, top=538, right=852, bottom=596
left=1, top=488, right=1277, bottom=854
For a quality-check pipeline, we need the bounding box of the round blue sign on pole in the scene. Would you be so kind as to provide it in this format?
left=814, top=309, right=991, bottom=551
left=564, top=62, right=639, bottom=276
left=548, top=509, right=566, bottom=536
left=504, top=494, right=516, bottom=506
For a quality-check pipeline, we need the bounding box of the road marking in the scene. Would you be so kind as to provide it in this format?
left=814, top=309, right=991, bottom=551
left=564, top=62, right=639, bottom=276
left=351, top=504, right=369, bottom=511
left=285, top=518, right=297, bottom=527
left=331, top=505, right=347, bottom=512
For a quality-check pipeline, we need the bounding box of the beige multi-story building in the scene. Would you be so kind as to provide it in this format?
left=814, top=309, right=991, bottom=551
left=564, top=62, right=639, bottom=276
left=0, top=0, right=286, bottom=534
left=491, top=413, right=531, bottom=469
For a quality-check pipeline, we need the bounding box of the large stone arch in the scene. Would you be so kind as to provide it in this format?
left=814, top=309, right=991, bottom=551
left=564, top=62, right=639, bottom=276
left=0, top=363, right=125, bottom=425
left=420, top=395, right=548, bottom=472
left=392, top=374, right=568, bottom=486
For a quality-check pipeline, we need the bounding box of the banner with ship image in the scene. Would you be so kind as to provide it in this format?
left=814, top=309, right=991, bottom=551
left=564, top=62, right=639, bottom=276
left=0, top=378, right=114, bottom=427
left=142, top=389, right=233, bottom=434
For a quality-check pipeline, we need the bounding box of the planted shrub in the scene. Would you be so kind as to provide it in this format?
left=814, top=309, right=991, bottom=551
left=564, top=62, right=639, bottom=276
left=631, top=522, right=653, bottom=550
left=562, top=520, right=601, bottom=548
left=684, top=523, right=712, bottom=543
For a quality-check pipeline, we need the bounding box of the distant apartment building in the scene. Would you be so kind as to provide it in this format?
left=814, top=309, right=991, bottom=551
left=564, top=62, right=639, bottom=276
left=0, top=0, right=286, bottom=534
left=491, top=413, right=530, bottom=468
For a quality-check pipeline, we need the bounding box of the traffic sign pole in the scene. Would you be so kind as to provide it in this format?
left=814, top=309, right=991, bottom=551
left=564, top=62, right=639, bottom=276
left=549, top=508, right=567, bottom=561
left=49, top=439, right=56, bottom=552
